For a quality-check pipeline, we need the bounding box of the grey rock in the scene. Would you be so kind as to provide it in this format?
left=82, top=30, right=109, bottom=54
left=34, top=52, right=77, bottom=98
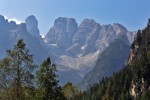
left=69, top=19, right=100, bottom=55
left=0, top=15, right=9, bottom=30
left=127, top=31, right=137, bottom=44
left=45, top=17, right=78, bottom=49
left=79, top=38, right=130, bottom=89
left=25, top=15, right=40, bottom=36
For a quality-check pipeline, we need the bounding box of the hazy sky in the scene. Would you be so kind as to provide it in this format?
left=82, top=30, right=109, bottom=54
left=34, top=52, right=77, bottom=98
left=0, top=0, right=150, bottom=36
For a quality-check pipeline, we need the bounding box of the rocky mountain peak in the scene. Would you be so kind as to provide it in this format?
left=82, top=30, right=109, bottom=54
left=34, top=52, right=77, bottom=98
left=79, top=19, right=100, bottom=29
left=45, top=17, right=78, bottom=48
left=54, top=17, right=78, bottom=31
left=54, top=17, right=67, bottom=29
left=25, top=15, right=39, bottom=36
left=0, top=15, right=9, bottom=30
left=72, top=19, right=100, bottom=44
left=8, top=21, right=17, bottom=31
left=67, top=19, right=101, bottom=55
left=112, top=23, right=128, bottom=36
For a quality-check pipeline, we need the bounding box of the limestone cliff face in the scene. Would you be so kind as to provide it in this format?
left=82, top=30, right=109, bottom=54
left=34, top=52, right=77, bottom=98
left=130, top=78, right=147, bottom=98
left=69, top=19, right=101, bottom=55
left=128, top=38, right=140, bottom=65
left=45, top=17, right=78, bottom=48
left=25, top=15, right=40, bottom=36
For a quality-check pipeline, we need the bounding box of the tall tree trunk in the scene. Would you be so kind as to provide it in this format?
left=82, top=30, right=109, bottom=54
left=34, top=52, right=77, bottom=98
left=16, top=55, right=20, bottom=100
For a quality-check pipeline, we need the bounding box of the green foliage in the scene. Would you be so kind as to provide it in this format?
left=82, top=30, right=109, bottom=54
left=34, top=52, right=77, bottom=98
left=0, top=39, right=66, bottom=100
left=140, top=89, right=150, bottom=100
left=0, top=39, right=36, bottom=100
left=36, top=57, right=66, bottom=100
left=63, top=82, right=82, bottom=100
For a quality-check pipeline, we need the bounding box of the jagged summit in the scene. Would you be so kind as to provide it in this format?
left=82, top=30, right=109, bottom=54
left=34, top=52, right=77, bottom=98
left=113, top=23, right=128, bottom=36
left=0, top=15, right=9, bottom=30
left=54, top=17, right=77, bottom=28
left=25, top=15, right=40, bottom=36
left=45, top=17, right=78, bottom=48
left=79, top=19, right=99, bottom=28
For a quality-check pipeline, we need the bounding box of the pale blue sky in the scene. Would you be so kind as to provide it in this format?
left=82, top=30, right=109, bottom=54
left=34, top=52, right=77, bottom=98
left=0, top=0, right=150, bottom=36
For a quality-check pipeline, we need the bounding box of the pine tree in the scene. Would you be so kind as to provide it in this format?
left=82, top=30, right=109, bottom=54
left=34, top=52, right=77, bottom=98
left=0, top=39, right=36, bottom=100
left=36, top=57, right=66, bottom=100
left=63, top=82, right=82, bottom=100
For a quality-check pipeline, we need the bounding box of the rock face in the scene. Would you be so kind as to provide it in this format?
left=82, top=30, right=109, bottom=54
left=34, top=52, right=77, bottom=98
left=45, top=17, right=78, bottom=48
left=78, top=37, right=130, bottom=89
left=68, top=19, right=101, bottom=56
left=127, top=31, right=137, bottom=44
left=25, top=15, right=40, bottom=36
left=0, top=15, right=9, bottom=30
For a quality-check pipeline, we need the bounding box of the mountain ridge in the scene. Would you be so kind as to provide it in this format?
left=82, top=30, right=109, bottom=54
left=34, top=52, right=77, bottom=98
left=80, top=19, right=150, bottom=100
left=0, top=15, right=136, bottom=85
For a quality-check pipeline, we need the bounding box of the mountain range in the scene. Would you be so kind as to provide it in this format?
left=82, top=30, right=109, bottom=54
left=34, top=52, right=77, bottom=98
left=80, top=19, right=150, bottom=100
left=0, top=15, right=136, bottom=85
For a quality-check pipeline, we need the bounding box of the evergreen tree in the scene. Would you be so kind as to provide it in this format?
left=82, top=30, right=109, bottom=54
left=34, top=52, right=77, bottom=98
left=0, top=39, right=36, bottom=100
left=36, top=57, right=66, bottom=100
left=63, top=82, right=82, bottom=100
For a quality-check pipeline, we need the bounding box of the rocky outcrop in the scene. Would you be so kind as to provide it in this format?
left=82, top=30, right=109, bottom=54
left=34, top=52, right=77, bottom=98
left=112, top=23, right=128, bottom=36
left=69, top=19, right=101, bottom=55
left=45, top=17, right=78, bottom=48
left=128, top=30, right=140, bottom=65
left=25, top=15, right=40, bottom=36
left=127, top=31, right=137, bottom=44
left=73, top=19, right=100, bottom=46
